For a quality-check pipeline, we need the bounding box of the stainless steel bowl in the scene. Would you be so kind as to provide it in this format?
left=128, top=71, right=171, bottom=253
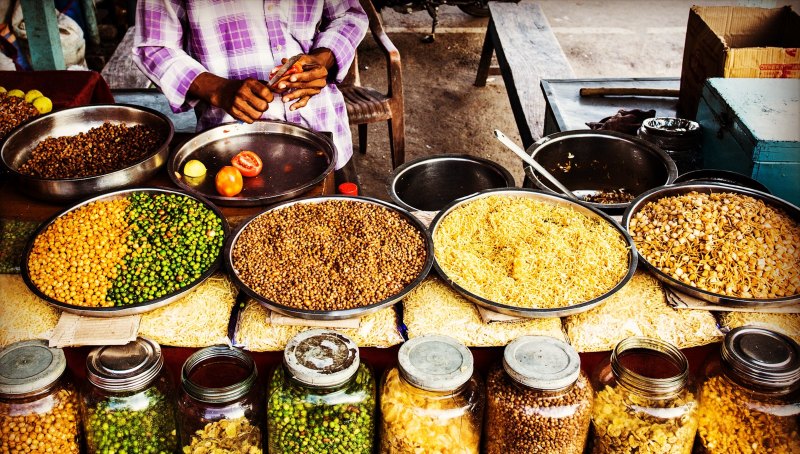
left=21, top=188, right=228, bottom=317
left=1, top=104, right=174, bottom=201
left=388, top=154, right=515, bottom=212
left=673, top=169, right=771, bottom=194
left=524, top=130, right=678, bottom=213
left=430, top=188, right=638, bottom=318
left=225, top=196, right=434, bottom=320
left=622, top=182, right=800, bottom=308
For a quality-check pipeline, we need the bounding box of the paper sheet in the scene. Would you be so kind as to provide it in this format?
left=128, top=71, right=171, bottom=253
left=49, top=313, right=140, bottom=348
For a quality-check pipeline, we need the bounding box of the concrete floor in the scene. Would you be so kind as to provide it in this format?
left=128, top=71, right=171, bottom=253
left=352, top=0, right=799, bottom=201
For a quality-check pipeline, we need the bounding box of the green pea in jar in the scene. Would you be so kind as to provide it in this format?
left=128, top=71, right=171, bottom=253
left=267, top=329, right=376, bottom=454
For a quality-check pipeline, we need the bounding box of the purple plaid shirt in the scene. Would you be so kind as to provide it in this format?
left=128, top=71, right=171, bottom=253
left=132, top=0, right=367, bottom=168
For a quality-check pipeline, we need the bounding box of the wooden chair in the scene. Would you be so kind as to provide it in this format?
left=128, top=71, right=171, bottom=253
left=340, top=0, right=404, bottom=169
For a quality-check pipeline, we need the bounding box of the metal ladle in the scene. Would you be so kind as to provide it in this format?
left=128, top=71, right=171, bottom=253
left=494, top=130, right=580, bottom=201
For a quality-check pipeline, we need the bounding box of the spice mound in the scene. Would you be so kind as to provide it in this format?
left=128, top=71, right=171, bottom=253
left=27, top=192, right=224, bottom=307
left=232, top=200, right=427, bottom=311
left=433, top=195, right=629, bottom=309
left=0, top=93, right=40, bottom=141
left=18, top=122, right=162, bottom=179
left=629, top=191, right=800, bottom=299
left=184, top=417, right=262, bottom=454
left=0, top=385, right=81, bottom=453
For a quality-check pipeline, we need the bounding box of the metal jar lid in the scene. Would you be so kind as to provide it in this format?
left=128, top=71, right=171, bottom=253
left=284, top=329, right=360, bottom=388
left=86, top=337, right=164, bottom=392
left=503, top=335, right=581, bottom=391
left=0, top=340, right=66, bottom=397
left=721, top=327, right=800, bottom=392
left=182, top=345, right=257, bottom=404
left=398, top=335, right=473, bottom=392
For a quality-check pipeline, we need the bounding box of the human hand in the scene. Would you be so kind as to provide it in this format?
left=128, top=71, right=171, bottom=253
left=189, top=73, right=273, bottom=123
left=270, top=50, right=334, bottom=111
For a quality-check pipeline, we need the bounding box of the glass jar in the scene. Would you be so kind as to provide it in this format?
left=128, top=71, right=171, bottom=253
left=637, top=117, right=702, bottom=173
left=81, top=337, right=178, bottom=453
left=697, top=327, right=800, bottom=454
left=485, top=335, right=592, bottom=454
left=380, top=335, right=484, bottom=453
left=591, top=337, right=698, bottom=454
left=267, top=329, right=376, bottom=454
left=0, top=340, right=81, bottom=453
left=178, top=345, right=263, bottom=454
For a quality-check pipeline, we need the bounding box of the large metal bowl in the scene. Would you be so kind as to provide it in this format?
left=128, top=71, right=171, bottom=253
left=430, top=188, right=638, bottom=318
left=524, top=130, right=678, bottom=213
left=225, top=195, right=434, bottom=320
left=21, top=188, right=228, bottom=317
left=622, top=182, right=800, bottom=308
left=388, top=154, right=515, bottom=212
left=1, top=104, right=174, bottom=201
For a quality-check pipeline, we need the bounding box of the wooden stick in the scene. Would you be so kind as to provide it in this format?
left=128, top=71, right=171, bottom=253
left=579, top=87, right=680, bottom=98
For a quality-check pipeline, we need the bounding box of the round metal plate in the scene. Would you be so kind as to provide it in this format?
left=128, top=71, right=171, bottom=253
left=430, top=188, right=638, bottom=318
left=169, top=121, right=336, bottom=207
left=225, top=196, right=434, bottom=320
left=621, top=182, right=800, bottom=308
left=21, top=188, right=229, bottom=317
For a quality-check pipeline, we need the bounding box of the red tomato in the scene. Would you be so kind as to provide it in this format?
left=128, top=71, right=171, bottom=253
left=231, top=150, right=263, bottom=177
left=215, top=166, right=243, bottom=197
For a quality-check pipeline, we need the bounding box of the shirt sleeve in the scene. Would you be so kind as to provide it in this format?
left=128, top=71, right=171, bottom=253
left=131, top=0, right=207, bottom=113
left=312, top=0, right=368, bottom=84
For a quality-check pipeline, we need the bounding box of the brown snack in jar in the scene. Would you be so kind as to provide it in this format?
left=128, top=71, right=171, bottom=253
left=184, top=417, right=262, bottom=454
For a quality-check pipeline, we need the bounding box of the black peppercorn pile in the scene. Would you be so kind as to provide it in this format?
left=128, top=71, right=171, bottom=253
left=232, top=200, right=427, bottom=311
left=0, top=93, right=39, bottom=141
left=18, top=122, right=162, bottom=179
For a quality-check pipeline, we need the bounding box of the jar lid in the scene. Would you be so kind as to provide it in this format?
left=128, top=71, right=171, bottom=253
left=722, top=327, right=800, bottom=391
left=0, top=340, right=66, bottom=396
left=338, top=182, right=358, bottom=196
left=87, top=337, right=163, bottom=392
left=503, top=335, right=580, bottom=391
left=284, top=330, right=360, bottom=387
left=398, top=335, right=473, bottom=392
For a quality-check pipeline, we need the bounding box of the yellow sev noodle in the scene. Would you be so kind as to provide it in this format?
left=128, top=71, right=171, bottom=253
left=433, top=195, right=629, bottom=309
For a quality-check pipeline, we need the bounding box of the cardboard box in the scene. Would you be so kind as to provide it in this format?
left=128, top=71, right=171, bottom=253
left=678, top=5, right=800, bottom=119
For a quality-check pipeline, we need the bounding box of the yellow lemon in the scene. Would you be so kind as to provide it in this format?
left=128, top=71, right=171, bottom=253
left=32, top=96, right=53, bottom=114
left=25, top=89, right=44, bottom=103
left=0, top=86, right=6, bottom=93
left=183, top=159, right=207, bottom=178
left=7, top=89, right=24, bottom=98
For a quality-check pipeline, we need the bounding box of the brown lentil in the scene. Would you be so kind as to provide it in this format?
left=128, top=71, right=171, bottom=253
left=232, top=200, right=426, bottom=311
left=0, top=93, right=39, bottom=141
left=27, top=198, right=131, bottom=307
left=484, top=365, right=592, bottom=454
left=0, top=385, right=81, bottom=454
left=629, top=191, right=800, bottom=299
left=697, top=375, right=800, bottom=454
left=18, top=122, right=162, bottom=179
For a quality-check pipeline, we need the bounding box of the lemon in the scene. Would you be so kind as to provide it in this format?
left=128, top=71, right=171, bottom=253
left=183, top=159, right=207, bottom=178
left=0, top=87, right=6, bottom=93
left=25, top=89, right=43, bottom=103
left=32, top=96, right=53, bottom=114
left=7, top=89, right=24, bottom=98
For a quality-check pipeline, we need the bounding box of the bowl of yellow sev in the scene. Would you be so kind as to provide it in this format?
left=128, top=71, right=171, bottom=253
left=430, top=188, right=637, bottom=318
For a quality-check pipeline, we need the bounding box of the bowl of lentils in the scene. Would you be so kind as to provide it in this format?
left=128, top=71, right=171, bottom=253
left=226, top=196, right=433, bottom=320
left=22, top=188, right=227, bottom=316
left=0, top=104, right=173, bottom=201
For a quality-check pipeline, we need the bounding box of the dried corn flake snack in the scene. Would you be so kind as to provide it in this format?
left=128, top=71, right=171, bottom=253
left=564, top=271, right=722, bottom=352
left=717, top=312, right=800, bottom=344
left=0, top=274, right=59, bottom=347
left=403, top=277, right=566, bottom=347
left=234, top=300, right=402, bottom=351
left=138, top=273, right=237, bottom=347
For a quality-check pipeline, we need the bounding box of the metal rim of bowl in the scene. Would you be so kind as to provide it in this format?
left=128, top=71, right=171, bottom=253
left=0, top=104, right=174, bottom=183
left=21, top=187, right=229, bottom=317
left=224, top=195, right=434, bottom=320
left=621, top=182, right=800, bottom=307
left=387, top=153, right=515, bottom=212
left=525, top=130, right=679, bottom=210
left=672, top=169, right=771, bottom=194
left=429, top=187, right=638, bottom=318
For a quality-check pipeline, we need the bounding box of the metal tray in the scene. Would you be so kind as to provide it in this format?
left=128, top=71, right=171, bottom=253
left=430, top=188, right=638, bottom=318
left=169, top=121, right=336, bottom=207
left=225, top=196, right=434, bottom=320
left=21, top=188, right=228, bottom=317
left=0, top=104, right=174, bottom=201
left=622, top=182, right=800, bottom=308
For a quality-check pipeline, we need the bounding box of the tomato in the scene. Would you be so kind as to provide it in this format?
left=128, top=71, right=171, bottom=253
left=231, top=150, right=263, bottom=178
left=215, top=166, right=243, bottom=197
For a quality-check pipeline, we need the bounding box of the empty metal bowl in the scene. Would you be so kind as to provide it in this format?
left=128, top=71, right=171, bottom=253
left=388, top=154, right=514, bottom=212
left=524, top=130, right=678, bottom=213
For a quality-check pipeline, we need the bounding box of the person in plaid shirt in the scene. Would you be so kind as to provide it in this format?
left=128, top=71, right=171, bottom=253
left=132, top=0, right=368, bottom=173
